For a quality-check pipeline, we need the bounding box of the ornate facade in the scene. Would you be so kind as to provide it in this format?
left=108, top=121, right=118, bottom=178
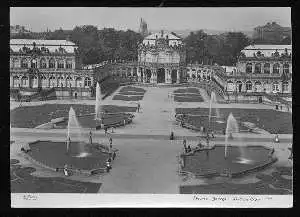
left=137, top=31, right=187, bottom=84
left=10, top=39, right=94, bottom=92
left=227, top=44, right=292, bottom=94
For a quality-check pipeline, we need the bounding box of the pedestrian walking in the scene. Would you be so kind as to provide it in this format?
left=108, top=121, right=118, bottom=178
left=89, top=131, right=92, bottom=145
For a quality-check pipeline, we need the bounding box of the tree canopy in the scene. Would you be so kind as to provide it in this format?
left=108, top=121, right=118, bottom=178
left=12, top=26, right=252, bottom=66
left=184, top=31, right=251, bottom=66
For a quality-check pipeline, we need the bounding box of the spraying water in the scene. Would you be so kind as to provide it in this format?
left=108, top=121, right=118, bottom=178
left=67, top=107, right=89, bottom=157
left=224, top=113, right=239, bottom=159
left=95, top=82, right=102, bottom=120
left=208, top=91, right=221, bottom=131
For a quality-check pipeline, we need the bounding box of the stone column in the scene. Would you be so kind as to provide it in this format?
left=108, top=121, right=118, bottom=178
left=48, top=75, right=51, bottom=88
left=46, top=58, right=49, bottom=68
left=278, top=81, right=283, bottom=93
left=252, top=62, right=255, bottom=73
left=279, top=64, right=283, bottom=75
left=65, top=74, right=68, bottom=87
left=270, top=63, right=273, bottom=74
left=261, top=63, right=264, bottom=74
left=289, top=64, right=292, bottom=74
left=137, top=67, right=141, bottom=82
left=165, top=68, right=171, bottom=84
left=176, top=68, right=180, bottom=83
left=241, top=81, right=246, bottom=92
left=153, top=68, right=157, bottom=83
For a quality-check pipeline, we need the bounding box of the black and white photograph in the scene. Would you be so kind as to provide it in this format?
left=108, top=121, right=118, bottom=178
left=9, top=7, right=293, bottom=208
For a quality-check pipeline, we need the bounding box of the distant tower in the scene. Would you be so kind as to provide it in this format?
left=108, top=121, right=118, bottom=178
left=139, top=18, right=149, bottom=37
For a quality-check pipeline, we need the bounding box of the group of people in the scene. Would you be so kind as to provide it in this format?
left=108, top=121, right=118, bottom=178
left=106, top=137, right=116, bottom=172
left=183, top=139, right=192, bottom=153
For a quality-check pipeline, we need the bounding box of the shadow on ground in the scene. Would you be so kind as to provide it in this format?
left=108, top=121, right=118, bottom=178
left=180, top=166, right=292, bottom=194
left=10, top=159, right=101, bottom=193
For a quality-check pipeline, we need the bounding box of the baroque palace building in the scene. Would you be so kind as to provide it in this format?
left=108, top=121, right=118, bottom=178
left=137, top=30, right=187, bottom=84
left=10, top=39, right=94, bottom=98
left=228, top=44, right=292, bottom=94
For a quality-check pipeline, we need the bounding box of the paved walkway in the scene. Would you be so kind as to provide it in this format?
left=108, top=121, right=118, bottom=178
left=10, top=85, right=293, bottom=193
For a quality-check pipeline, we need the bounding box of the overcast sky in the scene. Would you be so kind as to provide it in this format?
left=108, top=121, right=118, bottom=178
left=10, top=7, right=291, bottom=32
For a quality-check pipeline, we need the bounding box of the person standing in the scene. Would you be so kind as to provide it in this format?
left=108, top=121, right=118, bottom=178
left=183, top=139, right=187, bottom=153
left=89, top=131, right=92, bottom=145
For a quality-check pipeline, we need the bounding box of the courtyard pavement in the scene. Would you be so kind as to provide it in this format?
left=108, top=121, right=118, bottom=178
left=10, top=85, right=293, bottom=193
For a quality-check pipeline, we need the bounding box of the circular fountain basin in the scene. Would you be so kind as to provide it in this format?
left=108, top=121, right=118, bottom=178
left=26, top=141, right=110, bottom=175
left=181, top=145, right=277, bottom=178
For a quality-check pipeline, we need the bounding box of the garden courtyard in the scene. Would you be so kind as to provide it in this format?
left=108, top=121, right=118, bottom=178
left=10, top=85, right=293, bottom=194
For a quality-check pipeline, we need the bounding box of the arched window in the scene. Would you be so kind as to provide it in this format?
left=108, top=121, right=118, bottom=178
left=254, top=81, right=262, bottom=92
left=40, top=58, right=47, bottom=69
left=283, top=63, right=289, bottom=74
left=227, top=81, right=235, bottom=92
left=66, top=76, right=72, bottom=87
left=49, top=58, right=55, bottom=68
left=236, top=81, right=243, bottom=92
left=263, top=63, right=270, bottom=74
left=13, top=76, right=19, bottom=87
left=254, top=63, right=261, bottom=74
left=282, top=82, right=289, bottom=92
left=58, top=76, right=64, bottom=87
left=21, top=58, right=28, bottom=68
left=75, top=77, right=82, bottom=88
left=272, top=82, right=279, bottom=92
left=32, top=76, right=38, bottom=87
left=12, top=58, right=19, bottom=68
left=21, top=76, right=28, bottom=87
left=246, top=63, right=252, bottom=73
left=49, top=75, right=56, bottom=87
left=40, top=75, right=47, bottom=87
left=246, top=81, right=252, bottom=91
left=57, top=59, right=64, bottom=69
left=31, top=59, right=37, bottom=68
left=66, top=59, right=73, bottom=69
left=84, top=77, right=91, bottom=87
left=273, top=63, right=280, bottom=74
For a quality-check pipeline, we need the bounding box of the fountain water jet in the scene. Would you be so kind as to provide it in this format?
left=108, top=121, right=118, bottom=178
left=208, top=91, right=221, bottom=132
left=225, top=113, right=239, bottom=159
left=95, top=82, right=102, bottom=120
left=67, top=107, right=90, bottom=158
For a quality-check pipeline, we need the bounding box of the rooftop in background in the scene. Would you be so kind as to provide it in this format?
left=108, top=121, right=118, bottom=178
left=243, top=44, right=292, bottom=50
left=10, top=39, right=76, bottom=46
left=10, top=39, right=77, bottom=54
left=142, top=31, right=183, bottom=47
left=241, top=44, right=292, bottom=58
left=254, top=22, right=291, bottom=32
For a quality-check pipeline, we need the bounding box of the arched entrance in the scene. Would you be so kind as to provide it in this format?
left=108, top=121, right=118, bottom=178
left=74, top=92, right=78, bottom=99
left=145, top=69, right=151, bottom=83
left=236, top=81, right=242, bottom=93
left=171, top=70, right=177, bottom=83
left=157, top=68, right=165, bottom=83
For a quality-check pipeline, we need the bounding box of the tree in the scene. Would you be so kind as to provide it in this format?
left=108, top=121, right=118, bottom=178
left=184, top=30, right=208, bottom=63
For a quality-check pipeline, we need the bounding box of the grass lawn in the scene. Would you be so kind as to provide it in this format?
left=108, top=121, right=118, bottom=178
left=113, top=86, right=146, bottom=101
left=176, top=108, right=292, bottom=134
left=180, top=166, right=292, bottom=194
left=10, top=104, right=136, bottom=128
left=173, top=88, right=204, bottom=102
left=10, top=159, right=101, bottom=193
left=112, top=95, right=144, bottom=101
left=174, top=88, right=200, bottom=94
left=119, top=86, right=146, bottom=93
